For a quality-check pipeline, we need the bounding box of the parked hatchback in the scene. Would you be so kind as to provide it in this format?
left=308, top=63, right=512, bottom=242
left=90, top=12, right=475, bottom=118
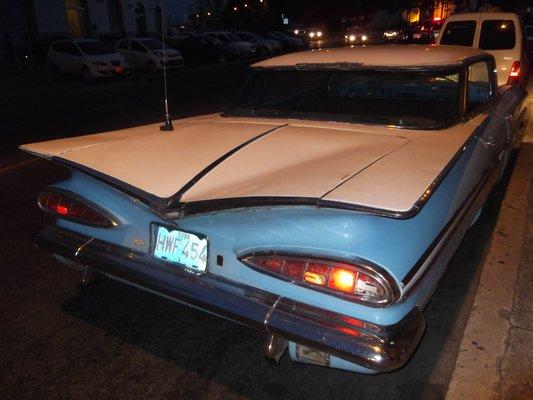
left=115, top=38, right=183, bottom=73
left=48, top=39, right=128, bottom=81
left=437, top=12, right=528, bottom=86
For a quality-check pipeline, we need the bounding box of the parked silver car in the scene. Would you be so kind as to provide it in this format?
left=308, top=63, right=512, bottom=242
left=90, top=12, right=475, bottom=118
left=115, top=38, right=183, bottom=73
left=234, top=32, right=283, bottom=55
left=47, top=38, right=128, bottom=80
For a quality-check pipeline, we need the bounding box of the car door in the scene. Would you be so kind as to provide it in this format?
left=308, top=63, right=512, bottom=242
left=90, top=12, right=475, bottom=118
left=63, top=42, right=84, bottom=74
left=50, top=41, right=69, bottom=73
left=115, top=39, right=131, bottom=63
left=129, top=40, right=148, bottom=68
left=467, top=60, right=518, bottom=177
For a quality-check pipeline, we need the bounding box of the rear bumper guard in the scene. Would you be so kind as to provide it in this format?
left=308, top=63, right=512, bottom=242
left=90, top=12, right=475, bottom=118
left=34, top=225, right=426, bottom=373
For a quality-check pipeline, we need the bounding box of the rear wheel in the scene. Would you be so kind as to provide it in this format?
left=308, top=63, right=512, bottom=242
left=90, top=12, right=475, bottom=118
left=258, top=46, right=268, bottom=56
left=148, top=60, right=158, bottom=74
left=217, top=54, right=227, bottom=64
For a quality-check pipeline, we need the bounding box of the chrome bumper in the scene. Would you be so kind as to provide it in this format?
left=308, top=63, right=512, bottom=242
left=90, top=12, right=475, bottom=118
left=34, top=225, right=426, bottom=372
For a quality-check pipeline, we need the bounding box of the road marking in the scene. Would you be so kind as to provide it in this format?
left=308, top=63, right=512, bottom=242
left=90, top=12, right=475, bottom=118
left=0, top=158, right=39, bottom=175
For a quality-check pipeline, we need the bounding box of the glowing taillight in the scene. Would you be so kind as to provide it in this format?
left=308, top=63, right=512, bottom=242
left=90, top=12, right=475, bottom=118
left=38, top=190, right=117, bottom=227
left=240, top=254, right=398, bottom=306
left=509, top=61, right=520, bottom=82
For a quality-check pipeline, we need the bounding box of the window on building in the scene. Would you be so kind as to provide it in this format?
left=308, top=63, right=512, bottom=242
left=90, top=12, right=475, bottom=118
left=440, top=21, right=476, bottom=46
left=108, top=0, right=124, bottom=33
left=135, top=3, right=147, bottom=35
left=154, top=6, right=163, bottom=35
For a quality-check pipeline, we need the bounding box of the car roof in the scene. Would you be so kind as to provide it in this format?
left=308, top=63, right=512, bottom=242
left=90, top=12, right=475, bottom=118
left=445, top=11, right=520, bottom=21
left=252, top=45, right=489, bottom=69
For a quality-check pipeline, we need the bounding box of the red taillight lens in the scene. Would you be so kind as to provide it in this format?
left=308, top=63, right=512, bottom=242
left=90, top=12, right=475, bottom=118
left=509, top=61, right=520, bottom=81
left=38, top=190, right=117, bottom=227
left=241, top=254, right=397, bottom=306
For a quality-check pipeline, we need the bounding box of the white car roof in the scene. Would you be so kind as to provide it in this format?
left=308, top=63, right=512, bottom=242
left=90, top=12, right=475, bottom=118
left=253, top=45, right=489, bottom=69
left=444, top=12, right=521, bottom=21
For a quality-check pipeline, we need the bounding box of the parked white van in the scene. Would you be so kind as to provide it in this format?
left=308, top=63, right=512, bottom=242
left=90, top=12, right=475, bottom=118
left=437, top=12, right=528, bottom=86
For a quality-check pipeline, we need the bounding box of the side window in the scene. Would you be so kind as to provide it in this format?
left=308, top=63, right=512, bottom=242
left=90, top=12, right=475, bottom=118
left=65, top=42, right=82, bottom=56
left=130, top=41, right=146, bottom=52
left=467, top=61, right=491, bottom=114
left=116, top=40, right=129, bottom=50
left=52, top=41, right=66, bottom=53
left=440, top=21, right=477, bottom=46
left=479, top=20, right=516, bottom=50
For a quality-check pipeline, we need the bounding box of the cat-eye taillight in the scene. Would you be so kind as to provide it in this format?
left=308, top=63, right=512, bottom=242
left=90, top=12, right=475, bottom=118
left=38, top=189, right=118, bottom=228
left=240, top=254, right=399, bottom=307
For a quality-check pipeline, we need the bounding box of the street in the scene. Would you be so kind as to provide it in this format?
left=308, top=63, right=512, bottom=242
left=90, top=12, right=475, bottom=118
left=0, top=52, right=528, bottom=400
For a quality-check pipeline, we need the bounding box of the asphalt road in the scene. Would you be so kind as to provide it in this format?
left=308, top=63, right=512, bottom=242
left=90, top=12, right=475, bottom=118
left=0, top=52, right=520, bottom=400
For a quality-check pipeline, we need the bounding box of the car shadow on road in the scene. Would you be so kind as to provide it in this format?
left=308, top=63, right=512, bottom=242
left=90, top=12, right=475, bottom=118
left=59, top=155, right=518, bottom=400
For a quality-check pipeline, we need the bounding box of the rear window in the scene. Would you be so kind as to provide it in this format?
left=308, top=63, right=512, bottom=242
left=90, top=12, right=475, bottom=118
left=479, top=20, right=516, bottom=50
left=226, top=70, right=461, bottom=129
left=440, top=21, right=476, bottom=46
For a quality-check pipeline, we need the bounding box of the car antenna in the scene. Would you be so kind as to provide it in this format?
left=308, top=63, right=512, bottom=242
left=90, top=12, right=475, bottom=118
left=159, top=0, right=173, bottom=131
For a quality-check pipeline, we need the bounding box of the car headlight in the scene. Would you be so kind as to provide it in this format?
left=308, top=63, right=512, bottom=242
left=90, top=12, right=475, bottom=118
left=361, top=35, right=368, bottom=41
left=294, top=29, right=299, bottom=35
left=349, top=35, right=356, bottom=42
left=240, top=253, right=400, bottom=307
left=316, top=31, right=322, bottom=37
left=309, top=32, right=316, bottom=38
left=91, top=61, right=107, bottom=67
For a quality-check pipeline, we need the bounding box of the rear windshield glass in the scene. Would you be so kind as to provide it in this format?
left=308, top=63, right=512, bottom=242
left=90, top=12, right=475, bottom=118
left=479, top=20, right=516, bottom=50
left=78, top=41, right=115, bottom=55
left=440, top=21, right=476, bottom=46
left=226, top=70, right=460, bottom=129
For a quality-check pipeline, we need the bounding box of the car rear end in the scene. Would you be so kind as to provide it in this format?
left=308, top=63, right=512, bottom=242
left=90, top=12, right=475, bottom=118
left=31, top=171, right=426, bottom=374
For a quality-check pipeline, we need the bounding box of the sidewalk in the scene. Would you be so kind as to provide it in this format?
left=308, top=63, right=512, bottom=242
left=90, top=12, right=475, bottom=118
left=445, top=108, right=533, bottom=397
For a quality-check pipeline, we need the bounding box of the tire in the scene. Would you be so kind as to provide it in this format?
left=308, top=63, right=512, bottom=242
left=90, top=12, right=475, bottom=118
left=258, top=47, right=268, bottom=56
left=217, top=54, right=227, bottom=64
left=81, top=66, right=92, bottom=82
left=148, top=60, right=158, bottom=74
left=49, top=63, right=60, bottom=78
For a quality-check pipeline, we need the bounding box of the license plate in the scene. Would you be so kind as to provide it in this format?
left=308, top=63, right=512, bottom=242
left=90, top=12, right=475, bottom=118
left=153, top=225, right=208, bottom=272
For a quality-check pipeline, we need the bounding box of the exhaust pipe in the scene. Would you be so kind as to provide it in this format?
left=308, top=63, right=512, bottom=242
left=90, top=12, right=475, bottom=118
left=265, top=334, right=288, bottom=364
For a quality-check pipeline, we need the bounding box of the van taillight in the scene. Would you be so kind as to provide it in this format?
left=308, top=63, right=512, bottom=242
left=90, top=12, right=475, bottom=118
left=38, top=189, right=117, bottom=227
left=508, top=61, right=521, bottom=82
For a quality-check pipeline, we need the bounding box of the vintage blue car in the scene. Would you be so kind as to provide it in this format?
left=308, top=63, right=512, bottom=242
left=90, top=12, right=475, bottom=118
left=22, top=45, right=527, bottom=373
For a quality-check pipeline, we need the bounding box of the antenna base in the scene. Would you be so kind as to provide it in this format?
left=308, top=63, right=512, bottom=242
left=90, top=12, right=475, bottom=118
left=160, top=119, right=174, bottom=131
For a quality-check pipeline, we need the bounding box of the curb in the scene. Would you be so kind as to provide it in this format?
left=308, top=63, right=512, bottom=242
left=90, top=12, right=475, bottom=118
left=445, top=138, right=533, bottom=398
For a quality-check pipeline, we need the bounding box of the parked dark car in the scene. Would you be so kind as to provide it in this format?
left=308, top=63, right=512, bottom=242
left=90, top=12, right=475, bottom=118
left=173, top=35, right=238, bottom=64
left=262, top=31, right=303, bottom=51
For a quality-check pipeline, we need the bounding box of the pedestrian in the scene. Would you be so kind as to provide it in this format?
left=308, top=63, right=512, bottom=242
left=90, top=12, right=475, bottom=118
left=4, top=34, right=21, bottom=76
